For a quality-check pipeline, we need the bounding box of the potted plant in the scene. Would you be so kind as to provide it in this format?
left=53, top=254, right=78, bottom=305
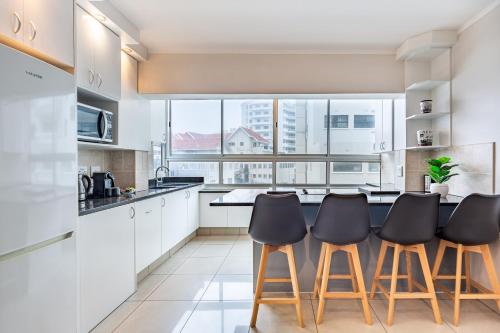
left=426, top=156, right=459, bottom=197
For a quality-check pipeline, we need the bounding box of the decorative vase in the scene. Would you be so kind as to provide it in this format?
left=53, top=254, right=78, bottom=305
left=420, top=100, right=432, bottom=113
left=417, top=130, right=433, bottom=146
left=430, top=183, right=449, bottom=197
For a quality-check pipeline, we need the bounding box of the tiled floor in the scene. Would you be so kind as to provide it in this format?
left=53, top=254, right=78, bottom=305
left=92, top=235, right=500, bottom=333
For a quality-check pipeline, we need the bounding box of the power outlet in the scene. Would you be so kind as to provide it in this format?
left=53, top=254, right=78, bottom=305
left=90, top=165, right=101, bottom=176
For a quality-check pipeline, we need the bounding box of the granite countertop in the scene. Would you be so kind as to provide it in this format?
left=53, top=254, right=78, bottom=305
left=79, top=177, right=204, bottom=216
left=210, top=188, right=463, bottom=206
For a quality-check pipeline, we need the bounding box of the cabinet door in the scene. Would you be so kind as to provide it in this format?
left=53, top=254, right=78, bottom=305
left=164, top=190, right=188, bottom=249
left=150, top=100, right=167, bottom=143
left=0, top=0, right=23, bottom=42
left=200, top=193, right=228, bottom=227
left=381, top=100, right=393, bottom=152
left=79, top=204, right=135, bottom=333
left=187, top=186, right=201, bottom=234
left=94, top=21, right=121, bottom=100
left=75, top=6, right=95, bottom=92
left=373, top=108, right=383, bottom=153
left=118, top=52, right=151, bottom=151
left=24, top=0, right=74, bottom=67
left=135, top=197, right=162, bottom=273
left=227, top=207, right=252, bottom=228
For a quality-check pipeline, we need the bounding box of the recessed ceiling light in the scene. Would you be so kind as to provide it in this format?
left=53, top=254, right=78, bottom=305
left=95, top=14, right=106, bottom=22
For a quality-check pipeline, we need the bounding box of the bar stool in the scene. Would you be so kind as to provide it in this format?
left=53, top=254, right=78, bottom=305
left=432, top=193, right=500, bottom=326
left=311, top=193, right=373, bottom=325
left=249, top=193, right=308, bottom=328
left=370, top=193, right=442, bottom=326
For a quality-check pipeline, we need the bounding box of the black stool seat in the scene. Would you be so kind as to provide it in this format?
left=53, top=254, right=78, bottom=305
left=311, top=193, right=370, bottom=245
left=249, top=193, right=307, bottom=246
left=438, top=193, right=500, bottom=246
left=376, top=193, right=441, bottom=245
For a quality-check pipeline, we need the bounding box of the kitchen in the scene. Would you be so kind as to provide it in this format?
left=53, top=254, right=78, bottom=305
left=1, top=1, right=500, bottom=333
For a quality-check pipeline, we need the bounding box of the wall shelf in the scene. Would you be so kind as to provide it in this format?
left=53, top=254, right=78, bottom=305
left=406, top=112, right=450, bottom=121
left=406, top=145, right=449, bottom=151
left=406, top=80, right=448, bottom=91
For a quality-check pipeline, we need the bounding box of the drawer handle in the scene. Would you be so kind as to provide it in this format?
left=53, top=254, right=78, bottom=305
left=129, top=207, right=135, bottom=219
left=12, top=12, right=22, bottom=34
left=97, top=73, right=103, bottom=88
left=161, top=198, right=166, bottom=207
left=28, top=21, right=37, bottom=41
left=145, top=209, right=152, bottom=214
left=88, top=70, right=95, bottom=85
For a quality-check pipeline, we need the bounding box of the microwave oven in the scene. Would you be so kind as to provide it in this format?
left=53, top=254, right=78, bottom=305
left=77, top=103, right=113, bottom=143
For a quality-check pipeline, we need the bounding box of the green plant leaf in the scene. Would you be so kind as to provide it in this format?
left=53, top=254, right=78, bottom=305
left=441, top=173, right=459, bottom=183
left=442, top=164, right=459, bottom=171
left=427, top=158, right=442, bottom=167
left=437, top=156, right=451, bottom=164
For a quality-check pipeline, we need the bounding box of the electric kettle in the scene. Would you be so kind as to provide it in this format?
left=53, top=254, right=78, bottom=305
left=78, top=173, right=93, bottom=201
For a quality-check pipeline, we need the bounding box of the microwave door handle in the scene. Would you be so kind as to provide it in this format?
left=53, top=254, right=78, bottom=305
left=101, top=111, right=109, bottom=140
left=97, top=111, right=104, bottom=139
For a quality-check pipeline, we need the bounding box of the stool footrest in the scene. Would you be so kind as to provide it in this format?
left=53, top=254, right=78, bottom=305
left=393, top=292, right=433, bottom=299
left=323, top=291, right=363, bottom=299
left=263, top=277, right=291, bottom=283
left=257, top=297, right=298, bottom=305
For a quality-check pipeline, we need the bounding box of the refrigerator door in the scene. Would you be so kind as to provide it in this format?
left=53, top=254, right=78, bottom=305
left=0, top=233, right=76, bottom=333
left=0, top=44, right=77, bottom=256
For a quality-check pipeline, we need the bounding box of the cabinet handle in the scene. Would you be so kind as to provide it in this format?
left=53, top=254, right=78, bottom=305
left=28, top=21, right=37, bottom=41
left=88, top=70, right=95, bottom=85
left=12, top=12, right=22, bottom=34
left=161, top=198, right=165, bottom=207
left=129, top=207, right=135, bottom=219
left=97, top=73, right=103, bottom=88
left=145, top=209, right=152, bottom=214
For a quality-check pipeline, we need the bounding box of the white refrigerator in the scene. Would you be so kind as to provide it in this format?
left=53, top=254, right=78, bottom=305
left=0, top=44, right=77, bottom=332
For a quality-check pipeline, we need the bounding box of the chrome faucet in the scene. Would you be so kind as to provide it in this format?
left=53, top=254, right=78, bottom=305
left=155, top=166, right=170, bottom=187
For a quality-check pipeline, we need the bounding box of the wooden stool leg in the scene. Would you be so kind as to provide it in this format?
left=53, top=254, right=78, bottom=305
left=348, top=252, right=359, bottom=292
left=464, top=251, right=472, bottom=293
left=316, top=244, right=333, bottom=324
left=370, top=240, right=388, bottom=298
left=350, top=244, right=373, bottom=325
left=250, top=244, right=269, bottom=327
left=417, top=244, right=443, bottom=325
left=387, top=243, right=401, bottom=326
left=286, top=244, right=304, bottom=328
left=405, top=250, right=414, bottom=292
left=480, top=244, right=500, bottom=311
left=313, top=242, right=326, bottom=299
left=432, top=240, right=446, bottom=279
left=453, top=244, right=463, bottom=326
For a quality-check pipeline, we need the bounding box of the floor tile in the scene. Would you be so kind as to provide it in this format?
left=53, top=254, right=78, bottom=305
left=128, top=274, right=168, bottom=301
left=229, top=242, right=253, bottom=257
left=437, top=298, right=500, bottom=331
left=115, top=301, right=196, bottom=333
left=171, top=242, right=202, bottom=258
left=218, top=256, right=253, bottom=275
left=148, top=275, right=213, bottom=301
left=191, top=244, right=233, bottom=258
left=370, top=299, right=455, bottom=332
left=311, top=299, right=385, bottom=333
left=90, top=301, right=141, bottom=333
left=198, top=235, right=239, bottom=245
left=202, top=275, right=254, bottom=301
left=174, top=257, right=225, bottom=275
left=181, top=301, right=252, bottom=333
left=151, top=256, right=186, bottom=274
left=249, top=298, right=318, bottom=332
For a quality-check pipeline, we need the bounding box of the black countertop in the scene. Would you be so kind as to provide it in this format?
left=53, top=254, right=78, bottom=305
left=210, top=188, right=463, bottom=207
left=79, top=177, right=204, bottom=216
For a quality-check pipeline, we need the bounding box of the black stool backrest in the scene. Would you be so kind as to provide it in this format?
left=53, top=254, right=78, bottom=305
left=443, top=193, right=500, bottom=245
left=311, top=193, right=371, bottom=245
left=379, top=193, right=440, bottom=245
left=248, top=193, right=307, bottom=246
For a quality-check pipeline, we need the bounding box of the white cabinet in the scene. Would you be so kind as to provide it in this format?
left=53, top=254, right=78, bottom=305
left=79, top=204, right=135, bottom=333
left=118, top=52, right=151, bottom=151
left=0, top=0, right=73, bottom=67
left=76, top=5, right=121, bottom=100
left=227, top=207, right=253, bottom=228
left=200, top=192, right=228, bottom=227
left=0, top=0, right=23, bottom=42
left=150, top=100, right=167, bottom=143
left=187, top=186, right=200, bottom=234
left=374, top=100, right=393, bottom=153
left=135, top=197, right=162, bottom=272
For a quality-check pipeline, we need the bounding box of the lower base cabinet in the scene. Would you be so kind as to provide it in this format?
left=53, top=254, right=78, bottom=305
left=79, top=204, right=135, bottom=333
left=135, top=197, right=162, bottom=273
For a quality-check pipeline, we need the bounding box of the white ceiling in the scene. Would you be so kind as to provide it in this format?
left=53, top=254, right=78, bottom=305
left=110, top=0, right=496, bottom=54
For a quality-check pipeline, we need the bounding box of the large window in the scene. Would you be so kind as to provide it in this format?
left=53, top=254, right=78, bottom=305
left=167, top=96, right=391, bottom=187
left=278, top=99, right=328, bottom=154
left=170, top=100, right=222, bottom=154
left=223, top=100, right=273, bottom=154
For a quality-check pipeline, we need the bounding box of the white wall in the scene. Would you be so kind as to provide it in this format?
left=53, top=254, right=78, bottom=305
left=451, top=4, right=500, bottom=287
left=452, top=5, right=500, bottom=192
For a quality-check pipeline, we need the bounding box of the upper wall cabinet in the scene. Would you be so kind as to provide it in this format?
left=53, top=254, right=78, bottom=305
left=76, top=5, right=121, bottom=101
left=0, top=0, right=74, bottom=68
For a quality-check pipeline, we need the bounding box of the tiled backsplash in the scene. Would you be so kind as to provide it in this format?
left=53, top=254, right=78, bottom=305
left=78, top=149, right=151, bottom=191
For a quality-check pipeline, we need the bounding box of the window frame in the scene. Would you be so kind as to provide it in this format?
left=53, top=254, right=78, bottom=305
left=165, top=95, right=398, bottom=187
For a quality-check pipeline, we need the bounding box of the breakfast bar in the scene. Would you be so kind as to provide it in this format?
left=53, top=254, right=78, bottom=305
left=211, top=189, right=463, bottom=292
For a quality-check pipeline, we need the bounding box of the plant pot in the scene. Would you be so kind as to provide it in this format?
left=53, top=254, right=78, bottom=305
left=430, top=183, right=449, bottom=197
